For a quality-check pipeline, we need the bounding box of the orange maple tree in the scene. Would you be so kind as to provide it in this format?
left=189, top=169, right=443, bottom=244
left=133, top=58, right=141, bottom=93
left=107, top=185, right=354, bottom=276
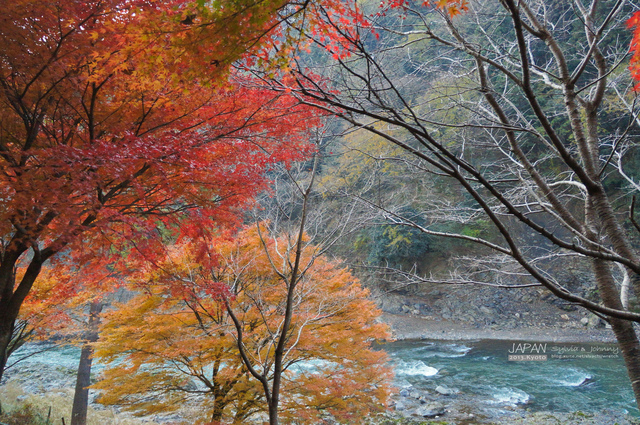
left=93, top=224, right=394, bottom=425
left=0, top=0, right=323, bottom=380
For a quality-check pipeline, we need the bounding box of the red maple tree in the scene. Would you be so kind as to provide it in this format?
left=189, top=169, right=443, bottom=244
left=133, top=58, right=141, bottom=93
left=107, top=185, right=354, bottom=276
left=628, top=11, right=640, bottom=83
left=0, top=0, right=320, bottom=379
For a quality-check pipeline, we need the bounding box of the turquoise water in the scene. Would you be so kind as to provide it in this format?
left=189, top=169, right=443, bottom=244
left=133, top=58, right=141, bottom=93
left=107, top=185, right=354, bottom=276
left=384, top=339, right=638, bottom=416
left=7, top=343, right=82, bottom=371
left=9, top=339, right=639, bottom=416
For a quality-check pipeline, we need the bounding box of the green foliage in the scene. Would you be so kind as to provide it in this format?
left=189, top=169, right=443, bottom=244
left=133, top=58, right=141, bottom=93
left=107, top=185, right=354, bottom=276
left=459, top=219, right=491, bottom=239
left=365, top=224, right=432, bottom=268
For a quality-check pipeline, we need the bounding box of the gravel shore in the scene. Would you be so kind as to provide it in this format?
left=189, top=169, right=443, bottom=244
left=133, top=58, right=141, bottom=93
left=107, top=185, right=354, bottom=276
left=382, top=312, right=618, bottom=343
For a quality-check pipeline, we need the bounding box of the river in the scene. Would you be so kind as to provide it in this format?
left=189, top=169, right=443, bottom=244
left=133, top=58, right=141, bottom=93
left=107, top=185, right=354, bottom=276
left=6, top=339, right=638, bottom=420
left=384, top=339, right=637, bottom=417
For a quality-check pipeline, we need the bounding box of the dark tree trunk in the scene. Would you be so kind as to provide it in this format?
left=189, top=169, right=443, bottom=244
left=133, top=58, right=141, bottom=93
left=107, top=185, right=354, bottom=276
left=0, top=245, right=52, bottom=383
left=210, top=402, right=224, bottom=424
left=71, top=301, right=103, bottom=425
left=268, top=402, right=278, bottom=425
left=209, top=385, right=225, bottom=424
left=0, top=255, right=21, bottom=384
left=0, top=321, right=14, bottom=383
left=0, top=319, right=35, bottom=384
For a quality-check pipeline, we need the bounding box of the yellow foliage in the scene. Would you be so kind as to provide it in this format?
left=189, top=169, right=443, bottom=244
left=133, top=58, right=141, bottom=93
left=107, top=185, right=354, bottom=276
left=321, top=124, right=411, bottom=192
left=93, top=223, right=394, bottom=424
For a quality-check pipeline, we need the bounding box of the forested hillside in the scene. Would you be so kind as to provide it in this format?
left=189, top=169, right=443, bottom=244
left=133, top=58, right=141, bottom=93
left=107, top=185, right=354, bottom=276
left=297, top=0, right=640, bottom=328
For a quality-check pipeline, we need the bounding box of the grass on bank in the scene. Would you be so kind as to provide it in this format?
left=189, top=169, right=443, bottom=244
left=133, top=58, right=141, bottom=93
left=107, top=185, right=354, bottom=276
left=0, top=381, right=160, bottom=425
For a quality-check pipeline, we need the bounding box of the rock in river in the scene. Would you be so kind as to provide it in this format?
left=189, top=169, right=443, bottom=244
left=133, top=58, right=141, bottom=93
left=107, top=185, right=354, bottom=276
left=435, top=385, right=457, bottom=395
left=414, top=402, right=446, bottom=418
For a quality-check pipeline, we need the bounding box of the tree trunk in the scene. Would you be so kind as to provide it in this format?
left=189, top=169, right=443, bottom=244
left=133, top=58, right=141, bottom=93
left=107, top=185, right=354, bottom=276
left=70, top=344, right=94, bottom=425
left=0, top=321, right=14, bottom=383
left=209, top=385, right=225, bottom=425
left=591, top=258, right=640, bottom=408
left=71, top=301, right=103, bottom=425
left=610, top=317, right=640, bottom=406
left=0, top=259, right=20, bottom=384
left=268, top=401, right=278, bottom=425
left=210, top=403, right=223, bottom=424
left=0, top=248, right=50, bottom=383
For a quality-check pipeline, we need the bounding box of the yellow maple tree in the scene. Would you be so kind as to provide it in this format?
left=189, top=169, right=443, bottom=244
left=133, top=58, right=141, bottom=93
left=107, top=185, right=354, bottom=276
left=93, top=224, right=394, bottom=424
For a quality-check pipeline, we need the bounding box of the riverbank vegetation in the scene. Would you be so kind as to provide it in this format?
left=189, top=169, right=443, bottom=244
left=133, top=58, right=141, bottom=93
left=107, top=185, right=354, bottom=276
left=0, top=382, right=153, bottom=425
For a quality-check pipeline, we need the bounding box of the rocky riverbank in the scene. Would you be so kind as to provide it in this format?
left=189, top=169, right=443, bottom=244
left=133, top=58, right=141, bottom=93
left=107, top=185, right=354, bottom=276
left=385, top=386, right=636, bottom=425
left=382, top=312, right=617, bottom=343
left=376, top=283, right=617, bottom=343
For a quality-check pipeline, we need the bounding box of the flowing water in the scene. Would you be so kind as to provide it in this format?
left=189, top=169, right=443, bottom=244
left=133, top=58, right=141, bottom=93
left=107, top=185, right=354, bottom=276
left=384, top=339, right=638, bottom=416
left=8, top=339, right=639, bottom=417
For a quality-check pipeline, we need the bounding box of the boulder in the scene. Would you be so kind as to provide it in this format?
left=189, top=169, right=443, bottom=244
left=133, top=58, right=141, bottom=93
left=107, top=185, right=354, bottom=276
left=418, top=393, right=435, bottom=404
left=414, top=402, right=446, bottom=418
left=479, top=306, right=494, bottom=315
left=588, top=315, right=602, bottom=328
left=435, top=385, right=456, bottom=396
left=409, top=390, right=423, bottom=399
left=181, top=379, right=198, bottom=391
left=394, top=401, right=406, bottom=411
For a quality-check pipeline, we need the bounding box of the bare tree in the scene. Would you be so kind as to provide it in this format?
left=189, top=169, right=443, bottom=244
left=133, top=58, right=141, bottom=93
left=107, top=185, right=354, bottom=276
left=225, top=156, right=322, bottom=425
left=262, top=0, right=640, bottom=408
left=223, top=135, right=380, bottom=424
